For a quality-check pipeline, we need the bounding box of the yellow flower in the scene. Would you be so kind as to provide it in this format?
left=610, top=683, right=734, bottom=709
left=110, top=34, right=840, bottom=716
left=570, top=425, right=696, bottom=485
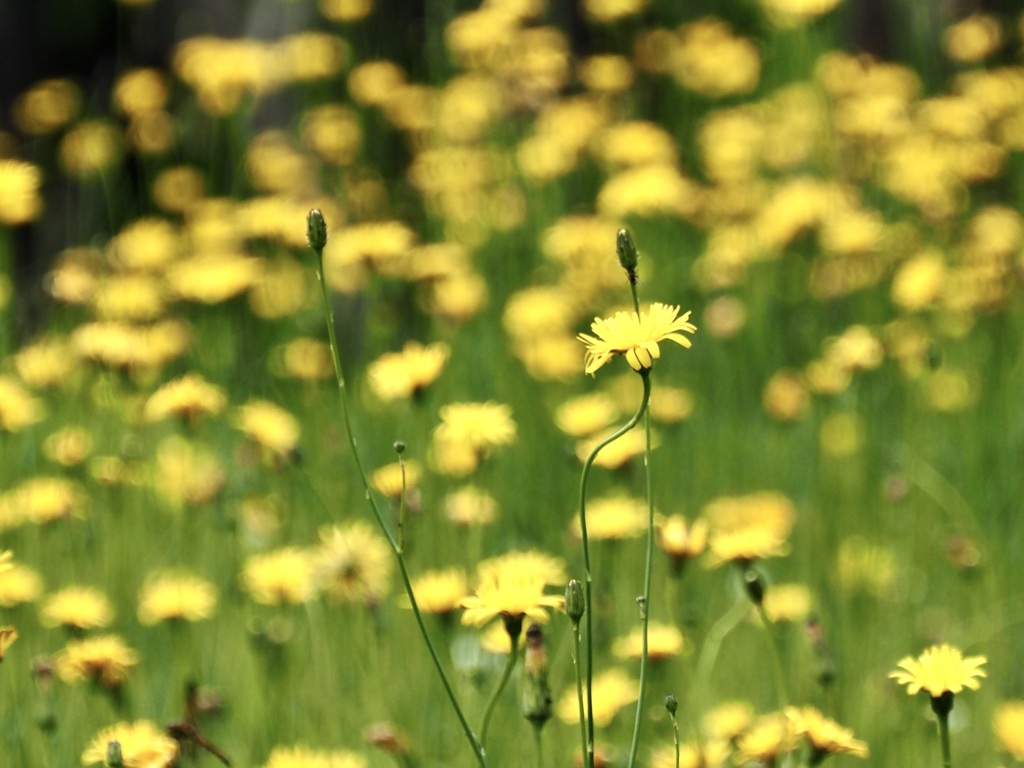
left=612, top=622, right=685, bottom=661
left=154, top=436, right=225, bottom=508
left=137, top=572, right=218, bottom=625
left=43, top=427, right=94, bottom=467
left=0, top=159, right=43, bottom=225
left=571, top=494, right=647, bottom=540
left=165, top=253, right=262, bottom=303
left=444, top=486, right=499, bottom=526
left=704, top=700, right=755, bottom=741
left=554, top=393, right=619, bottom=438
left=40, top=586, right=114, bottom=630
left=785, top=706, right=869, bottom=760
left=56, top=634, right=139, bottom=688
left=704, top=491, right=796, bottom=566
left=476, top=550, right=567, bottom=587
left=994, top=700, right=1024, bottom=761
left=0, top=550, right=10, bottom=574
left=301, top=103, right=362, bottom=166
left=579, top=302, right=696, bottom=376
left=736, top=713, right=799, bottom=764
left=233, top=400, right=301, bottom=458
left=0, top=375, right=46, bottom=431
left=432, top=401, right=516, bottom=475
left=575, top=428, right=652, bottom=469
left=367, top=342, right=450, bottom=402
left=81, top=720, right=178, bottom=768
left=262, top=744, right=367, bottom=768
left=315, top=521, right=393, bottom=606
left=582, top=0, right=648, bottom=23
left=242, top=547, right=317, bottom=606
left=761, top=583, right=813, bottom=623
left=152, top=166, right=205, bottom=215
left=656, top=514, right=709, bottom=566
left=556, top=667, right=637, bottom=726
left=0, top=626, right=16, bottom=661
left=370, top=461, right=421, bottom=500
left=460, top=572, right=563, bottom=631
left=13, top=78, right=81, bottom=136
left=143, top=373, right=227, bottom=424
left=889, top=644, right=987, bottom=698
left=113, top=68, right=169, bottom=116
left=59, top=120, right=122, bottom=177
left=405, top=569, right=468, bottom=616
left=0, top=562, right=44, bottom=607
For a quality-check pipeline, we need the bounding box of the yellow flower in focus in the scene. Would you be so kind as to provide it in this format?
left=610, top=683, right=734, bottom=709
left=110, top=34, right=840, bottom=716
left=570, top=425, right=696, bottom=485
left=137, top=572, right=218, bottom=625
left=579, top=302, right=696, bottom=376
left=143, top=373, right=227, bottom=424
left=0, top=562, right=43, bottom=607
left=81, top=720, right=178, bottom=768
left=242, top=547, right=317, bottom=606
left=315, top=521, right=393, bottom=606
left=994, top=700, right=1024, bottom=761
left=785, top=706, right=869, bottom=760
left=233, top=400, right=301, bottom=458
left=0, top=626, right=16, bottom=661
left=612, top=622, right=684, bottom=661
left=460, top=570, right=563, bottom=631
left=406, top=568, right=468, bottom=616
left=0, top=159, right=43, bottom=225
left=41, top=585, right=114, bottom=630
left=704, top=491, right=796, bottom=566
left=56, top=634, right=138, bottom=688
left=890, top=644, right=987, bottom=698
left=0, top=375, right=46, bottom=431
left=367, top=342, right=449, bottom=402
left=557, top=668, right=637, bottom=726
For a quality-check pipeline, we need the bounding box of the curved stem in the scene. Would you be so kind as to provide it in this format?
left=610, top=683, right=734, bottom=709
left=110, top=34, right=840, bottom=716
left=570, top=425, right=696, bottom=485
left=755, top=601, right=790, bottom=710
left=480, top=632, right=520, bottom=747
left=577, top=372, right=652, bottom=768
left=626, top=371, right=654, bottom=768
left=313, top=250, right=487, bottom=768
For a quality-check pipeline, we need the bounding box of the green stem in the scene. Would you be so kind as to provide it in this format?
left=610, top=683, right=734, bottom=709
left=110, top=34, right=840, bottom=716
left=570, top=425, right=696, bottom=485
left=934, top=702, right=953, bottom=768
left=577, top=373, right=651, bottom=768
left=312, top=246, right=487, bottom=768
left=480, top=631, right=520, bottom=747
left=755, top=600, right=790, bottom=710
left=694, top=598, right=748, bottom=714
left=533, top=724, right=543, bottom=768
left=571, top=620, right=588, bottom=767
left=626, top=370, right=654, bottom=768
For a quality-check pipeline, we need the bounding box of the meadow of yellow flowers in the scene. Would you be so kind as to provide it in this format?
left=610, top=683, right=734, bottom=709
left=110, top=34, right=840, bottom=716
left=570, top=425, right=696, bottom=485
left=1, top=1, right=1024, bottom=767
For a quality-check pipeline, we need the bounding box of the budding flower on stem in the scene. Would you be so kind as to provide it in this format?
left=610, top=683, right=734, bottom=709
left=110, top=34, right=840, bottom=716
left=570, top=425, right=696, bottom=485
left=306, top=208, right=328, bottom=252
left=616, top=229, right=640, bottom=285
left=522, top=623, right=553, bottom=729
left=565, top=579, right=585, bottom=624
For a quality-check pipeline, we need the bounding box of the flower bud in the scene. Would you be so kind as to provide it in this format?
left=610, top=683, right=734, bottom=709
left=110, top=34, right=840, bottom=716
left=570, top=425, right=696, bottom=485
left=664, top=694, right=678, bottom=716
left=616, top=229, right=640, bottom=284
left=106, top=740, right=124, bottom=768
left=306, top=208, right=328, bottom=251
left=522, top=623, right=552, bottom=728
left=743, top=567, right=765, bottom=606
left=393, top=440, right=406, bottom=455
left=565, top=579, right=585, bottom=624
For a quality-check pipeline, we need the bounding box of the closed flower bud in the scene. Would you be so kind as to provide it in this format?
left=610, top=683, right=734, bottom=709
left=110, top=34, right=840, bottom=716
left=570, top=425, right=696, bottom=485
left=565, top=579, right=585, bottom=623
left=743, top=567, right=765, bottom=606
left=522, top=623, right=552, bottom=728
left=664, top=694, right=678, bottom=716
left=616, top=229, right=640, bottom=284
left=306, top=208, right=328, bottom=251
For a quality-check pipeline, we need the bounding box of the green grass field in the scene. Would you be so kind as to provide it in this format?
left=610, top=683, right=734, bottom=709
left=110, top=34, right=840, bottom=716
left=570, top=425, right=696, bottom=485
left=2, top=2, right=1024, bottom=767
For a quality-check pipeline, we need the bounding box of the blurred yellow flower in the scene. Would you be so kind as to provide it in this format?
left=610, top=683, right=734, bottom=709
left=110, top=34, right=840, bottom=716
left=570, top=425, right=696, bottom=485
left=137, top=572, right=218, bottom=625
left=154, top=436, right=225, bottom=508
left=91, top=273, right=166, bottom=321
left=944, top=14, right=1001, bottom=63
left=444, top=486, right=499, bottom=526
left=762, top=583, right=813, bottom=623
left=555, top=393, right=619, bottom=438
left=0, top=562, right=43, bottom=607
left=571, top=494, right=647, bottom=540
left=152, top=166, right=205, bottom=214
left=271, top=337, right=333, bottom=381
left=406, top=568, right=468, bottom=616
left=994, top=700, right=1024, bottom=761
left=737, top=713, right=799, bottom=764
left=582, top=0, right=648, bottom=22
left=348, top=60, right=406, bottom=106
left=81, top=720, right=178, bottom=768
left=672, top=18, right=760, bottom=97
left=59, top=120, right=122, bottom=176
left=597, top=164, right=701, bottom=219
left=612, top=622, right=684, bottom=661
left=43, top=427, right=94, bottom=467
left=14, top=335, right=76, bottom=389
left=704, top=491, right=796, bottom=566
left=13, top=78, right=81, bottom=135
left=575, top=428, right=652, bottom=469
left=890, top=644, right=987, bottom=697
left=10, top=477, right=84, bottom=525
left=242, top=547, right=317, bottom=606
left=0, top=159, right=43, bottom=225
left=476, top=550, right=567, bottom=587
left=433, top=401, right=516, bottom=475
left=319, top=0, right=374, bottom=22
left=113, top=68, right=169, bottom=116
left=56, top=634, right=138, bottom=688
left=579, top=54, right=634, bottom=94
left=657, top=514, right=709, bottom=567
left=166, top=253, right=262, bottom=303
left=556, top=667, right=637, bottom=726
left=301, top=104, right=362, bottom=166
left=367, top=342, right=449, bottom=402
left=704, top=700, right=755, bottom=741
left=785, top=706, right=869, bottom=760
left=758, top=0, right=844, bottom=28
left=41, top=585, right=114, bottom=630
left=233, top=400, right=301, bottom=458
left=370, top=461, right=421, bottom=500
left=579, top=303, right=696, bottom=376
left=315, top=521, right=393, bottom=606
left=262, top=745, right=367, bottom=768
left=143, top=373, right=227, bottom=424
left=0, top=375, right=46, bottom=431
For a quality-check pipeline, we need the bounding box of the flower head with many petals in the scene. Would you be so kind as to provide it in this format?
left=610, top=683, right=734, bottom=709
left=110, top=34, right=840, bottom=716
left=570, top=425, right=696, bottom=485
left=578, top=302, right=696, bottom=376
left=889, top=643, right=987, bottom=698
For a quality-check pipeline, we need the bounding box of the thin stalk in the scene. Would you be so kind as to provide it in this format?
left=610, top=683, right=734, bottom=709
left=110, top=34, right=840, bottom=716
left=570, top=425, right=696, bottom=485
left=932, top=697, right=953, bottom=768
left=480, top=632, right=520, bottom=747
left=755, top=600, right=790, bottom=710
left=626, top=370, right=654, bottom=768
left=532, top=724, right=543, bottom=768
left=571, top=620, right=588, bottom=767
left=577, top=373, right=651, bottom=768
left=311, top=240, right=487, bottom=768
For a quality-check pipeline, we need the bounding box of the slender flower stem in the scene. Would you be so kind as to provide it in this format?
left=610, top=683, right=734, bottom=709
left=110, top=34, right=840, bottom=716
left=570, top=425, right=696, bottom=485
left=577, top=373, right=652, bottom=768
left=480, top=631, right=520, bottom=747
left=310, top=233, right=486, bottom=768
left=755, top=599, right=790, bottom=710
left=931, top=695, right=954, bottom=768
left=626, top=370, right=654, bottom=768
left=571, top=620, right=588, bottom=768
left=533, top=723, right=544, bottom=768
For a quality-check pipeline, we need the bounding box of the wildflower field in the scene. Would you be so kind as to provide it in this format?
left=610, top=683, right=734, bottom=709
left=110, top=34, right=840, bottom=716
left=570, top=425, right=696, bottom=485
left=3, top=1, right=1024, bottom=767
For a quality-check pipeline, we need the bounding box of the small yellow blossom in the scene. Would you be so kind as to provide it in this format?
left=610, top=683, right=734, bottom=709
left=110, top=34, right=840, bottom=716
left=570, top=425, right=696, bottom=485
left=785, top=706, right=869, bottom=760
left=154, top=436, right=225, bottom=508
left=579, top=302, right=696, bottom=376
left=406, top=569, right=468, bottom=616
left=315, top=521, right=393, bottom=606
left=571, top=495, right=647, bottom=540
left=41, top=585, right=114, bottom=630
left=444, top=486, right=499, bottom=526
left=370, top=461, right=421, bottom=500
left=0, top=375, right=46, bottom=431
left=43, top=427, right=94, bottom=467
left=704, top=491, right=796, bottom=566
left=81, top=720, right=178, bottom=768
left=737, top=713, right=799, bottom=764
left=242, top=547, right=317, bottom=606
left=56, top=634, right=139, bottom=688
left=367, top=342, right=449, bottom=402
left=612, top=622, right=685, bottom=661
left=994, top=700, right=1024, bottom=761
left=657, top=514, right=709, bottom=566
left=262, top=744, right=367, bottom=768
left=0, top=563, right=44, bottom=606
left=137, top=572, right=218, bottom=625
left=890, top=644, right=987, bottom=698
left=461, top=571, right=563, bottom=632
left=556, top=667, right=637, bottom=726
left=433, top=401, right=516, bottom=475
left=143, top=373, right=227, bottom=424
left=233, top=400, right=301, bottom=458
left=0, top=159, right=43, bottom=225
